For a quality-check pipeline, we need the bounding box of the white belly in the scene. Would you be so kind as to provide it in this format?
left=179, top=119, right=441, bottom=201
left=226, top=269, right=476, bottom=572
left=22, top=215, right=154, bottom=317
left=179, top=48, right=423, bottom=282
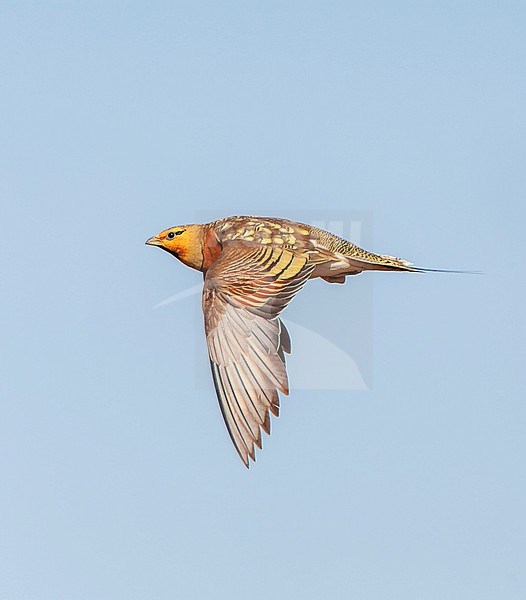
left=311, top=254, right=362, bottom=278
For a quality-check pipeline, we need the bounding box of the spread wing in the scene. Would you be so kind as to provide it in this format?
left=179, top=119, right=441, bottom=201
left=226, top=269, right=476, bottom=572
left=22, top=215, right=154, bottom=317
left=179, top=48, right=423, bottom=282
left=202, top=242, right=314, bottom=467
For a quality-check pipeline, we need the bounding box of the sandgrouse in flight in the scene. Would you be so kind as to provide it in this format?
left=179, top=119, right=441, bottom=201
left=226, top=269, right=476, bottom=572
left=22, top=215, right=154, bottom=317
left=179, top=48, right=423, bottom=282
left=146, top=215, right=448, bottom=467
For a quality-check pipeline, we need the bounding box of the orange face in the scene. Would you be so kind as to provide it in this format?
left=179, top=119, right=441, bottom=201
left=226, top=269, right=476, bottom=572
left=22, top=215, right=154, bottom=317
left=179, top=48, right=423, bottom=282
left=145, top=224, right=206, bottom=271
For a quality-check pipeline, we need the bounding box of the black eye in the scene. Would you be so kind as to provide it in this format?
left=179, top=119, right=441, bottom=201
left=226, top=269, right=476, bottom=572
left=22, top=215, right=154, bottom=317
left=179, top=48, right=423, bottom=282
left=167, top=232, right=175, bottom=239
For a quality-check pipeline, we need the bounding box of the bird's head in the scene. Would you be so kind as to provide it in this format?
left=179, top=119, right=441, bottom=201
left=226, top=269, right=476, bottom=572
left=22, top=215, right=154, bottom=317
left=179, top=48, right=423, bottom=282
left=145, top=224, right=207, bottom=271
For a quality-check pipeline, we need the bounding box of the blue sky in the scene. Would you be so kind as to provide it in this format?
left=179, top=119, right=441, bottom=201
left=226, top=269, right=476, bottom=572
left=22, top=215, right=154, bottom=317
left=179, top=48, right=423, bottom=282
left=1, top=2, right=525, bottom=598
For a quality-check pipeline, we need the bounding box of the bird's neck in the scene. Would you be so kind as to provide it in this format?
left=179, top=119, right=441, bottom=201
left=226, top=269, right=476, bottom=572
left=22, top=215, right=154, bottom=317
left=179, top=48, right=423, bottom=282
left=176, top=224, right=221, bottom=272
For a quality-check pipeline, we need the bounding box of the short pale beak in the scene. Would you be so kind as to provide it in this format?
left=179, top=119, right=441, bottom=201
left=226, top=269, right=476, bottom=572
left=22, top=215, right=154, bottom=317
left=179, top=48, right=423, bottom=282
left=145, top=235, right=162, bottom=247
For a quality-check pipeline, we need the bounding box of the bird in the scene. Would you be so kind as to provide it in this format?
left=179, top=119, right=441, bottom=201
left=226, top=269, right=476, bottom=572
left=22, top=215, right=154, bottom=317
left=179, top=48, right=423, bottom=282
left=146, top=215, right=459, bottom=467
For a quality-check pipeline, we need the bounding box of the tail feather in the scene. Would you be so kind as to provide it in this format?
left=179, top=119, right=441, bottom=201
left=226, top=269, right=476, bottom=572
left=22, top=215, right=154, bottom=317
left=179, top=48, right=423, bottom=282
left=345, top=252, right=480, bottom=274
left=409, top=266, right=482, bottom=274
